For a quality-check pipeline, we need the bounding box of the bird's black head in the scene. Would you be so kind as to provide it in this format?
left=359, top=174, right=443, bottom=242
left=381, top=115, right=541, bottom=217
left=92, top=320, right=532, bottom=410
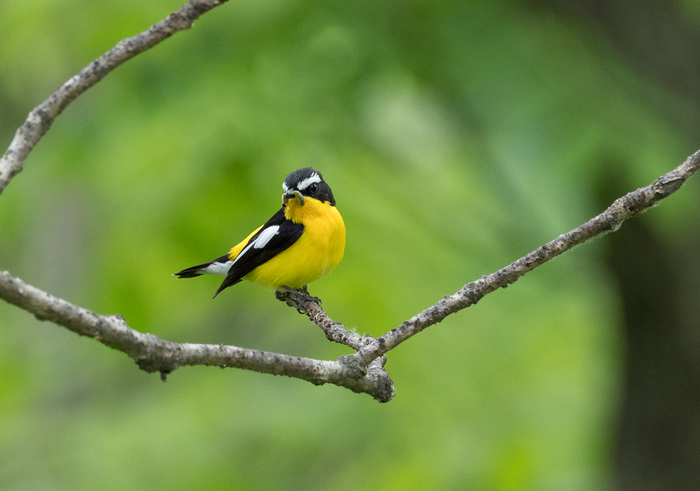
left=282, top=167, right=336, bottom=206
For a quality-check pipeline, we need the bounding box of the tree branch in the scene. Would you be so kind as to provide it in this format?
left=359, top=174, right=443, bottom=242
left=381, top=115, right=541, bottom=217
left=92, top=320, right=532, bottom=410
left=0, top=271, right=395, bottom=402
left=0, top=0, right=229, bottom=195
left=1, top=0, right=698, bottom=403
left=350, top=151, right=700, bottom=366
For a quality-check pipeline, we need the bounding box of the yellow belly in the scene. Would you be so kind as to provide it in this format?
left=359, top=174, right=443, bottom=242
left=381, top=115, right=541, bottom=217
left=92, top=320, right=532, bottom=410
left=230, top=199, right=345, bottom=289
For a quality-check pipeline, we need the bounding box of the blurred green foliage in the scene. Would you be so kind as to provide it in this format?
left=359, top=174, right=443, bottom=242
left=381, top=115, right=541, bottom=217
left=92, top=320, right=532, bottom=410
left=1, top=0, right=698, bottom=490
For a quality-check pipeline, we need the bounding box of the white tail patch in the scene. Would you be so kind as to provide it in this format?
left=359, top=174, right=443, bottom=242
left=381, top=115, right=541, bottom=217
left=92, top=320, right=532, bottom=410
left=202, top=260, right=233, bottom=276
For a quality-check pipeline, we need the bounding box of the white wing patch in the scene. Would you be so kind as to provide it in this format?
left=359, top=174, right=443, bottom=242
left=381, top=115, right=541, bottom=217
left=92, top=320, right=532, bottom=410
left=253, top=225, right=280, bottom=249
left=296, top=173, right=321, bottom=191
left=230, top=225, right=281, bottom=267
left=202, top=260, right=233, bottom=276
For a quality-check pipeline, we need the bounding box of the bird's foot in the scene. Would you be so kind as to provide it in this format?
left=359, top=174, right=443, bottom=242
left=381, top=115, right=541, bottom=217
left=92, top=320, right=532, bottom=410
left=275, top=286, right=322, bottom=314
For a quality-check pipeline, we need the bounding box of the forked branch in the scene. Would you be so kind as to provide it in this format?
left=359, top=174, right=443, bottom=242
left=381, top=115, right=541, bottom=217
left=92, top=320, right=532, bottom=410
left=1, top=0, right=698, bottom=402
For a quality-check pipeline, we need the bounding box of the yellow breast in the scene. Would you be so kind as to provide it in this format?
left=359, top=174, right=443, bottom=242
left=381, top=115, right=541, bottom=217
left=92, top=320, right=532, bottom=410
left=237, top=198, right=346, bottom=289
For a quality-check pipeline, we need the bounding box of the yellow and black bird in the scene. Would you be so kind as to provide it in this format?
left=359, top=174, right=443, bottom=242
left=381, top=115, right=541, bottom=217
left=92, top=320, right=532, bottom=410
left=174, top=168, right=345, bottom=298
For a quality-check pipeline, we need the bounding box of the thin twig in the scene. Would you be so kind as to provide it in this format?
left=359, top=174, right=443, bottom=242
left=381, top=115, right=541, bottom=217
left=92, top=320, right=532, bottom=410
left=351, top=150, right=700, bottom=366
left=0, top=0, right=229, bottom=195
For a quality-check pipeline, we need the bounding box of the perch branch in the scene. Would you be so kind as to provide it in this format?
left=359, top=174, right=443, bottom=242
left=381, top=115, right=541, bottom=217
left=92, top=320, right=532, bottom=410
left=0, top=271, right=395, bottom=402
left=0, top=0, right=229, bottom=195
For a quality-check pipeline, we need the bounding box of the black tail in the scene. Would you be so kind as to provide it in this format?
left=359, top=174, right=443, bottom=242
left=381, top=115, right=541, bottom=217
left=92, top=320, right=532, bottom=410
left=173, top=262, right=210, bottom=278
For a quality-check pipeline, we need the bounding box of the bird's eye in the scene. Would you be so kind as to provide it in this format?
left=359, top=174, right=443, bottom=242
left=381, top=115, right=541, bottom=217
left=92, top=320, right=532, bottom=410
left=307, top=183, right=318, bottom=194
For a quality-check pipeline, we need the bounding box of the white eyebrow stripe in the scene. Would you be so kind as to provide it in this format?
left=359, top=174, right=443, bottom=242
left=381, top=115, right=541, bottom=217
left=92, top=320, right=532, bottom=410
left=252, top=225, right=280, bottom=249
left=296, top=173, right=321, bottom=191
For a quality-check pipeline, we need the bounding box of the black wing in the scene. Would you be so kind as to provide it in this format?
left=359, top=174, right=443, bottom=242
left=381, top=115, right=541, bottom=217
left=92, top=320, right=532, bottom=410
left=213, top=207, right=304, bottom=297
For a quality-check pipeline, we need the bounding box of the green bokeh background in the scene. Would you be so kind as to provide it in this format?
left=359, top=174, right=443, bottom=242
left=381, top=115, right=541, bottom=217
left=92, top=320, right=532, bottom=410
left=1, top=1, right=699, bottom=489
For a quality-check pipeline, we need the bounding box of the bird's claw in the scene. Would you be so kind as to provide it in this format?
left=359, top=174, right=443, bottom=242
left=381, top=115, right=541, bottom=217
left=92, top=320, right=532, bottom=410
left=275, top=286, right=322, bottom=313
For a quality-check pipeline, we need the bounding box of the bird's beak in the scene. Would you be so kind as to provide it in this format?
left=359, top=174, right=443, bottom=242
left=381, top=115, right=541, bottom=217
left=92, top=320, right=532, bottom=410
left=282, top=190, right=305, bottom=206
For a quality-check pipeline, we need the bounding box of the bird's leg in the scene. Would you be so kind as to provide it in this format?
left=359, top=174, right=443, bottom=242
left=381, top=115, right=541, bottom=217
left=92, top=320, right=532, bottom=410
left=275, top=286, right=322, bottom=314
